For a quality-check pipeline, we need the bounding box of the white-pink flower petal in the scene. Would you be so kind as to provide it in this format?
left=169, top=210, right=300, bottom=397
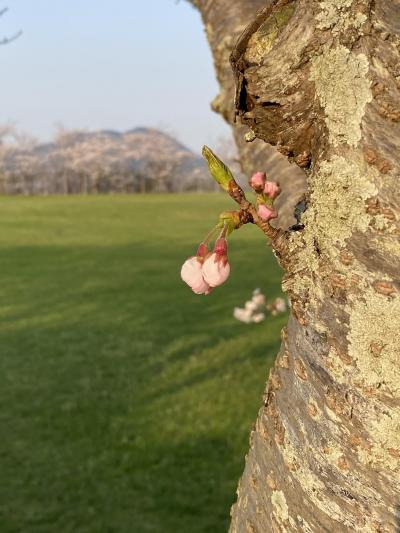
left=180, top=256, right=210, bottom=294
left=202, top=252, right=230, bottom=287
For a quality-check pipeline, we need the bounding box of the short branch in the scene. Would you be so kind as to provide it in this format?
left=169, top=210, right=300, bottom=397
left=227, top=177, right=285, bottom=244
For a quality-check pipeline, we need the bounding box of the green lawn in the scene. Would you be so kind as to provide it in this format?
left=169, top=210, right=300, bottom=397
left=0, top=194, right=287, bottom=533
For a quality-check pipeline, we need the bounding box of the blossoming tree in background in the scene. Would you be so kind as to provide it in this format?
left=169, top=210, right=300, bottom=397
left=0, top=127, right=218, bottom=194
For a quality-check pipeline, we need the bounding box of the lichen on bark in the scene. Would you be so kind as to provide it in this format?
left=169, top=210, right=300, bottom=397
left=316, top=0, right=367, bottom=34
left=303, top=155, right=377, bottom=252
left=271, top=490, right=289, bottom=522
left=310, top=45, right=372, bottom=147
left=347, top=289, right=400, bottom=394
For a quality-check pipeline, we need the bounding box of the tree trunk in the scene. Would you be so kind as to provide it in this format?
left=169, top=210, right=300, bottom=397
left=0, top=172, right=6, bottom=194
left=190, top=0, right=307, bottom=228
left=191, top=0, right=400, bottom=531
left=80, top=173, right=88, bottom=194
left=63, top=171, right=69, bottom=195
left=140, top=174, right=146, bottom=193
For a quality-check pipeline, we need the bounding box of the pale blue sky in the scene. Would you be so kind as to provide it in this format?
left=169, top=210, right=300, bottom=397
left=0, top=0, right=230, bottom=152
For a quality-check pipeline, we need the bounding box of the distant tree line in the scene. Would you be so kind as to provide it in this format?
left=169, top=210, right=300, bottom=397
left=0, top=126, right=227, bottom=195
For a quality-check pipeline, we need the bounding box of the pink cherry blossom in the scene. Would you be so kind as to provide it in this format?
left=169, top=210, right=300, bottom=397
left=181, top=256, right=210, bottom=294
left=249, top=171, right=266, bottom=192
left=202, top=237, right=231, bottom=287
left=257, top=204, right=278, bottom=222
left=263, top=180, right=281, bottom=199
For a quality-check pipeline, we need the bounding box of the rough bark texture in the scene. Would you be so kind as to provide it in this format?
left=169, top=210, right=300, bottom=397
left=191, top=0, right=400, bottom=531
left=189, top=0, right=307, bottom=229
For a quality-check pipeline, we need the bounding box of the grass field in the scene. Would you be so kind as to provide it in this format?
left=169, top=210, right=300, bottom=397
left=0, top=194, right=287, bottom=533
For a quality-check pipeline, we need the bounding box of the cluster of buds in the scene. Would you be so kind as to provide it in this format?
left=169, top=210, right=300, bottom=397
left=180, top=146, right=282, bottom=296
left=250, top=171, right=281, bottom=222
left=181, top=206, right=249, bottom=295
left=181, top=236, right=230, bottom=295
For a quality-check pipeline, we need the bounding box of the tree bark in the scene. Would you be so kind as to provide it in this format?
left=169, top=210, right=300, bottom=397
left=189, top=0, right=307, bottom=229
left=191, top=0, right=400, bottom=531
left=62, top=171, right=69, bottom=195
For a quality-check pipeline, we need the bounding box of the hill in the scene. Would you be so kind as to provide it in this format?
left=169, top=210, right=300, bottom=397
left=0, top=127, right=215, bottom=194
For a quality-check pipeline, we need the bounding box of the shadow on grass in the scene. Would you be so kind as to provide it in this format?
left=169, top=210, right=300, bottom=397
left=1, top=239, right=285, bottom=533
left=142, top=325, right=283, bottom=406
left=128, top=434, right=243, bottom=533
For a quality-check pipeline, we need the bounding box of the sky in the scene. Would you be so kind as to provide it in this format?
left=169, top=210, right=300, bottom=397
left=0, top=0, right=230, bottom=152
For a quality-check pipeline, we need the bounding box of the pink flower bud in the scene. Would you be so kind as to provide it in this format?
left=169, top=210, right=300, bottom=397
left=196, top=242, right=208, bottom=259
left=181, top=256, right=210, bottom=294
left=258, top=204, right=278, bottom=222
left=249, top=171, right=266, bottom=192
left=202, top=238, right=230, bottom=287
left=213, top=237, right=228, bottom=256
left=263, top=181, right=281, bottom=199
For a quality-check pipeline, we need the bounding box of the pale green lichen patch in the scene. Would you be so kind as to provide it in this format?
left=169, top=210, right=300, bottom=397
left=326, top=290, right=400, bottom=472
left=304, top=156, right=377, bottom=253
left=347, top=289, right=400, bottom=394
left=373, top=214, right=397, bottom=233
left=324, top=441, right=345, bottom=463
left=286, top=155, right=377, bottom=314
left=370, top=411, right=400, bottom=472
left=245, top=3, right=296, bottom=64
left=271, top=490, right=289, bottom=522
left=357, top=409, right=400, bottom=474
left=350, top=11, right=368, bottom=30
left=284, top=231, right=321, bottom=302
left=310, top=45, right=372, bottom=147
left=316, top=0, right=367, bottom=35
left=316, top=0, right=353, bottom=29
left=326, top=347, right=348, bottom=384
left=281, top=437, right=355, bottom=526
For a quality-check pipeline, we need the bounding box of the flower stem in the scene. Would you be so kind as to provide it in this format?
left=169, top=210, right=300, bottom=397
left=218, top=223, right=228, bottom=239
left=202, top=224, right=221, bottom=245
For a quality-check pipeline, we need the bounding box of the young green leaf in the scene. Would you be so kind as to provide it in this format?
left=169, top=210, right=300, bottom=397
left=202, top=145, right=234, bottom=192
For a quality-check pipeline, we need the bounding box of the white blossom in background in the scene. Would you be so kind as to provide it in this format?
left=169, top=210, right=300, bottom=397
left=233, top=289, right=266, bottom=324
left=267, top=297, right=287, bottom=316
left=233, top=289, right=288, bottom=324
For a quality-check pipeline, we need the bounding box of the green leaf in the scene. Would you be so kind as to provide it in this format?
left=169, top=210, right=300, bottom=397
left=202, top=145, right=234, bottom=192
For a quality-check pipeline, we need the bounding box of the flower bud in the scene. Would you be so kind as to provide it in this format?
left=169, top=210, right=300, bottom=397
left=213, top=237, right=228, bottom=256
left=249, top=171, right=266, bottom=192
left=181, top=256, right=210, bottom=294
left=263, top=181, right=281, bottom=199
left=202, top=237, right=230, bottom=287
left=202, top=145, right=234, bottom=192
left=196, top=242, right=208, bottom=259
left=257, top=204, right=278, bottom=222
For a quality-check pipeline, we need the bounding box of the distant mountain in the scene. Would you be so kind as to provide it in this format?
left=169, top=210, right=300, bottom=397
left=0, top=127, right=215, bottom=195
